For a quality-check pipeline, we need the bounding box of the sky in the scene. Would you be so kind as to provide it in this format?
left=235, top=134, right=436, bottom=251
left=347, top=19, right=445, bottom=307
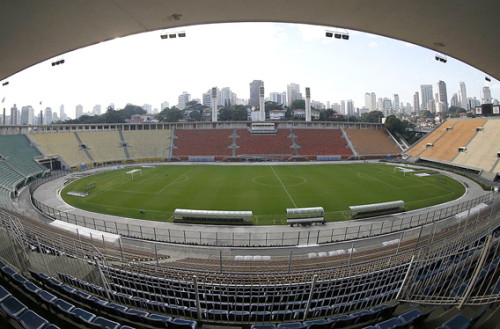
left=1, top=22, right=498, bottom=119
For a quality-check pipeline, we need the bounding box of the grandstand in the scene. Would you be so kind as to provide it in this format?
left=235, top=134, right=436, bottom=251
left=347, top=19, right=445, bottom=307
left=173, top=129, right=233, bottom=158
left=77, top=131, right=128, bottom=163
left=405, top=120, right=457, bottom=158
left=406, top=118, right=500, bottom=179
left=418, top=119, right=486, bottom=162
left=0, top=135, right=46, bottom=178
left=29, top=132, right=92, bottom=169
left=294, top=129, right=353, bottom=157
left=344, top=129, right=402, bottom=157
left=236, top=129, right=294, bottom=157
left=452, top=119, right=500, bottom=173
left=121, top=128, right=172, bottom=160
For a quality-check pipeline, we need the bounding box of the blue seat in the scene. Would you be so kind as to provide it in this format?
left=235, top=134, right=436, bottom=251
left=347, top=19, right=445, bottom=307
left=1, top=296, right=27, bottom=318
left=308, top=320, right=334, bottom=329
left=104, top=302, right=128, bottom=316
left=124, top=308, right=148, bottom=321
left=277, top=322, right=304, bottom=329
left=12, top=273, right=28, bottom=285
left=272, top=309, right=294, bottom=321
left=44, top=324, right=61, bottom=329
left=228, top=310, right=250, bottom=321
left=37, top=290, right=57, bottom=303
left=53, top=298, right=75, bottom=313
left=375, top=317, right=404, bottom=329
left=304, top=319, right=327, bottom=327
left=0, top=285, right=11, bottom=302
left=22, top=282, right=41, bottom=296
left=206, top=309, right=228, bottom=321
left=1, top=266, right=16, bottom=278
left=352, top=308, right=380, bottom=323
left=168, top=318, right=198, bottom=329
left=328, top=314, right=356, bottom=327
left=74, top=289, right=92, bottom=302
left=145, top=313, right=172, bottom=326
left=251, top=310, right=273, bottom=321
left=439, top=314, right=470, bottom=329
left=397, top=309, right=420, bottom=326
left=374, top=303, right=399, bottom=318
left=59, top=284, right=76, bottom=295
left=91, top=316, right=121, bottom=329
left=251, top=325, right=277, bottom=329
left=18, top=309, right=49, bottom=329
left=71, top=307, right=96, bottom=324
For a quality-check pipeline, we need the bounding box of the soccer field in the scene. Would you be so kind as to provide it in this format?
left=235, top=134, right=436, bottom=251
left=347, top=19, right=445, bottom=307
left=61, top=164, right=465, bottom=224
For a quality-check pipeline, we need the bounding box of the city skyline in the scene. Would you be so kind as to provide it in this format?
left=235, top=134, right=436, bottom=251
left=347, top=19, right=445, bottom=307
left=1, top=22, right=498, bottom=119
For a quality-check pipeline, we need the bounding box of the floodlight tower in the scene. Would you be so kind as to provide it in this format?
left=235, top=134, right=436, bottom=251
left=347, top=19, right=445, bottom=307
left=211, top=87, right=218, bottom=122
left=305, top=87, right=311, bottom=122
left=259, top=86, right=265, bottom=121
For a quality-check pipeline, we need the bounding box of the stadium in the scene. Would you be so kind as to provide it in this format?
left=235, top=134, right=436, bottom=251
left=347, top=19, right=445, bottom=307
left=1, top=2, right=500, bottom=329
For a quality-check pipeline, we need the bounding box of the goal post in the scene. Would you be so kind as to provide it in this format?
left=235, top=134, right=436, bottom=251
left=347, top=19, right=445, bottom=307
left=394, top=166, right=414, bottom=176
left=124, top=169, right=142, bottom=181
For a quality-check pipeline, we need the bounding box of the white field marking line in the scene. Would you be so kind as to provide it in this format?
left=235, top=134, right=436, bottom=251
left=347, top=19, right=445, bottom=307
left=356, top=172, right=395, bottom=189
left=269, top=166, right=297, bottom=208
left=155, top=169, right=192, bottom=195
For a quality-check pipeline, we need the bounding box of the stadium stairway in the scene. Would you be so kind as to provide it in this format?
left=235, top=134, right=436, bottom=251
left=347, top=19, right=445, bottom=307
left=72, top=132, right=94, bottom=162
left=117, top=129, right=132, bottom=161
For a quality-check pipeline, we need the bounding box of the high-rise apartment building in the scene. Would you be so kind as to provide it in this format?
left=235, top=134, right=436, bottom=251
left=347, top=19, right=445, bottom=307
left=20, top=106, right=35, bottom=125
left=413, top=92, right=420, bottom=114
left=177, top=91, right=191, bottom=110
left=270, top=92, right=286, bottom=106
left=220, top=87, right=236, bottom=107
left=459, top=82, right=468, bottom=110
left=287, top=83, right=302, bottom=107
left=249, top=80, right=264, bottom=107
left=420, top=85, right=433, bottom=111
left=10, top=105, right=18, bottom=125
left=44, top=107, right=53, bottom=125
left=450, top=93, right=459, bottom=107
left=75, top=105, right=83, bottom=119
left=346, top=100, right=354, bottom=116
left=482, top=86, right=492, bottom=104
left=393, top=94, right=400, bottom=113
left=364, top=92, right=376, bottom=112
left=59, top=105, right=67, bottom=121
left=436, top=80, right=448, bottom=113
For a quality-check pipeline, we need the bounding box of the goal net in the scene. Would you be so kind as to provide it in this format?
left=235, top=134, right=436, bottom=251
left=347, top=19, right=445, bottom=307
left=124, top=169, right=142, bottom=181
left=394, top=166, right=414, bottom=176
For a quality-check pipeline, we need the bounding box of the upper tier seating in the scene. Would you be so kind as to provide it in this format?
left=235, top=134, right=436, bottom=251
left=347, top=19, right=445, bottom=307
left=121, top=129, right=172, bottom=160
left=29, top=132, right=91, bottom=167
left=294, top=129, right=352, bottom=156
left=452, top=119, right=500, bottom=172
left=236, top=129, right=294, bottom=156
left=344, top=129, right=400, bottom=156
left=0, top=135, right=45, bottom=177
left=405, top=120, right=457, bottom=158
left=419, top=119, right=486, bottom=162
left=173, top=129, right=232, bottom=157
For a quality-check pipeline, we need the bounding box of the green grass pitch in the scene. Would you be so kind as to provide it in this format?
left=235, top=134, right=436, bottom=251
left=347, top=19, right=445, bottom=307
left=61, top=164, right=465, bottom=225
